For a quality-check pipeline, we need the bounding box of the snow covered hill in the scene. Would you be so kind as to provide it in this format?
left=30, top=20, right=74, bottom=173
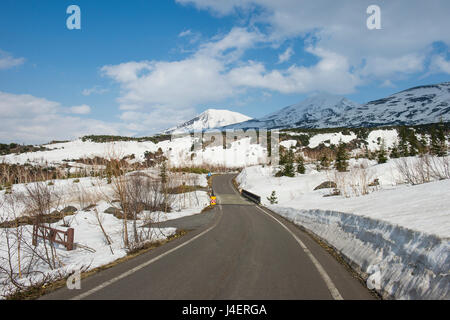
left=163, top=109, right=252, bottom=134
left=222, top=82, right=450, bottom=130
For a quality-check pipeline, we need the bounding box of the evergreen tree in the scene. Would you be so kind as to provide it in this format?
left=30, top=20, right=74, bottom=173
left=267, top=191, right=278, bottom=204
left=398, top=127, right=410, bottom=157
left=278, top=149, right=295, bottom=177
left=283, top=149, right=295, bottom=177
left=390, top=143, right=400, bottom=159
left=407, top=130, right=420, bottom=156
left=335, top=140, right=349, bottom=172
left=419, top=135, right=428, bottom=155
left=296, top=154, right=306, bottom=174
left=377, top=139, right=388, bottom=164
left=320, top=155, right=330, bottom=169
left=431, top=119, right=447, bottom=156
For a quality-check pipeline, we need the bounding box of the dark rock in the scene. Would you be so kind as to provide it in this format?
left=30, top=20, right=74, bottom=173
left=104, top=207, right=122, bottom=215
left=82, top=204, right=96, bottom=211
left=61, top=206, right=78, bottom=214
left=104, top=206, right=134, bottom=220
left=314, top=181, right=337, bottom=190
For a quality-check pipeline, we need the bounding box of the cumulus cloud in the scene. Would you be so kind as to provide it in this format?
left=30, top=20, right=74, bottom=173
left=361, top=54, right=426, bottom=77
left=429, top=55, right=450, bottom=74
left=177, top=0, right=450, bottom=78
left=101, top=27, right=361, bottom=132
left=0, top=92, right=121, bottom=144
left=68, top=104, right=92, bottom=115
left=0, top=50, right=25, bottom=70
left=229, top=47, right=360, bottom=94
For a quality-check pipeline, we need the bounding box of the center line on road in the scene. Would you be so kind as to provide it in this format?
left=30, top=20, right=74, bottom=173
left=70, top=206, right=223, bottom=300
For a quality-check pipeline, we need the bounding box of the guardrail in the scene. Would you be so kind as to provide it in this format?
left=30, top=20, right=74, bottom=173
left=241, top=189, right=261, bottom=204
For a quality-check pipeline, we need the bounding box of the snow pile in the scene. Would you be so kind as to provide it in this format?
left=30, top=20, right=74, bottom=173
left=366, top=129, right=399, bottom=151
left=308, top=132, right=357, bottom=148
left=236, top=162, right=450, bottom=299
left=280, top=140, right=298, bottom=149
left=272, top=206, right=449, bottom=300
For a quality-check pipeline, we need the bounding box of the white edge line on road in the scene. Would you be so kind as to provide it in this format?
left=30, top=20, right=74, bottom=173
left=255, top=205, right=344, bottom=300
left=232, top=175, right=343, bottom=300
left=71, top=206, right=222, bottom=300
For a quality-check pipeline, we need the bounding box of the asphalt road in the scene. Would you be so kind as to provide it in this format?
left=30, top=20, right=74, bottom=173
left=41, top=174, right=373, bottom=300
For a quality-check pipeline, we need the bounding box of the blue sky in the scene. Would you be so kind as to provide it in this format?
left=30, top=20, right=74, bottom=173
left=1, top=0, right=449, bottom=143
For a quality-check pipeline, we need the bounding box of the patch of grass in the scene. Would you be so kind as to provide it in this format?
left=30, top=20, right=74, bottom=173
left=166, top=185, right=207, bottom=194
left=170, top=167, right=210, bottom=174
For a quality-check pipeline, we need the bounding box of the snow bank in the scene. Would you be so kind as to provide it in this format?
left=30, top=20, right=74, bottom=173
left=236, top=163, right=450, bottom=299
left=270, top=206, right=449, bottom=300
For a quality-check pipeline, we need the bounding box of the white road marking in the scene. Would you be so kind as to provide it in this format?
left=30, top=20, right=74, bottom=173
left=71, top=206, right=223, bottom=300
left=255, top=206, right=344, bottom=300
left=232, top=174, right=343, bottom=300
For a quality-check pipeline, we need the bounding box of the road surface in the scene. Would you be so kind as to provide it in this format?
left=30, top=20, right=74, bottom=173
left=41, top=174, right=373, bottom=300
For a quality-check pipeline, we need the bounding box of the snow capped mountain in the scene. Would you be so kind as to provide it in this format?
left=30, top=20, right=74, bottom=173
left=221, top=93, right=361, bottom=130
left=349, top=82, right=450, bottom=127
left=163, top=109, right=252, bottom=134
left=222, top=82, right=450, bottom=130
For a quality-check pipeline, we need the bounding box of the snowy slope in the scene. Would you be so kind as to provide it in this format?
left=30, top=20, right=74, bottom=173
left=163, top=109, right=252, bottom=134
left=222, top=82, right=450, bottom=130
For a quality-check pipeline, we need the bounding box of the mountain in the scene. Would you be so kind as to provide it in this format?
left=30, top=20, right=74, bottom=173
left=222, top=93, right=360, bottom=130
left=349, top=82, right=450, bottom=127
left=222, top=82, right=450, bottom=130
left=163, top=109, right=252, bottom=134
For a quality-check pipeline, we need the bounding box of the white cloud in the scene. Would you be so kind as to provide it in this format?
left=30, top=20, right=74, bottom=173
left=101, top=27, right=361, bottom=132
left=178, top=29, right=193, bottom=37
left=278, top=47, right=293, bottom=64
left=380, top=80, right=396, bottom=88
left=430, top=55, right=450, bottom=74
left=69, top=104, right=92, bottom=115
left=177, top=0, right=450, bottom=78
left=0, top=50, right=25, bottom=70
left=361, top=54, right=426, bottom=77
left=82, top=86, right=109, bottom=96
left=0, top=92, right=121, bottom=144
left=0, top=92, right=59, bottom=118
left=228, top=47, right=360, bottom=94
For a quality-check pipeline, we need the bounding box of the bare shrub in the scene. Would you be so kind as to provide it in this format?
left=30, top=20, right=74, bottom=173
left=0, top=190, right=65, bottom=298
left=330, top=161, right=376, bottom=197
left=395, top=155, right=450, bottom=185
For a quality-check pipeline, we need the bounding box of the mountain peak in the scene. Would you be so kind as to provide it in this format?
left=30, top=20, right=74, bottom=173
left=163, top=109, right=252, bottom=134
